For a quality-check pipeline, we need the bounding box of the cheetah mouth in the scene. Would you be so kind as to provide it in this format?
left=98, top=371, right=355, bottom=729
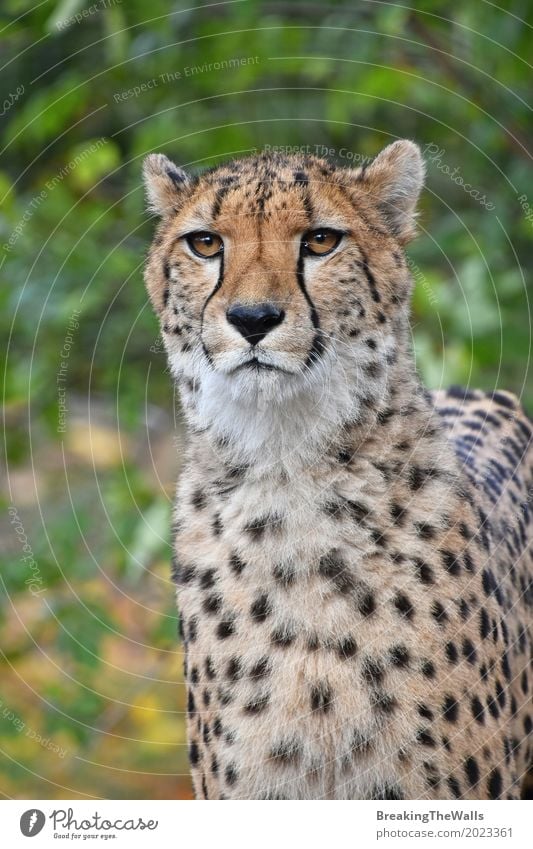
left=236, top=358, right=298, bottom=377
left=240, top=358, right=278, bottom=372
left=227, top=354, right=297, bottom=377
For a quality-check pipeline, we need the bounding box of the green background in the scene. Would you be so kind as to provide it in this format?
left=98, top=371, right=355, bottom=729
left=0, top=0, right=531, bottom=799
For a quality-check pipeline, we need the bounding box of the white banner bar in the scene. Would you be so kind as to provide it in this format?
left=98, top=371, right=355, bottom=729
left=1, top=799, right=529, bottom=848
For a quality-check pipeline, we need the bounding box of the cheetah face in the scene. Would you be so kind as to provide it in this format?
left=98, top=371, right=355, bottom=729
left=143, top=142, right=424, bottom=448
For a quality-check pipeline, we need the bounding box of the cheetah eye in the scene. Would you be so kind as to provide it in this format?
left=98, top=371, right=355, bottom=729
left=185, top=231, right=224, bottom=258
left=302, top=229, right=343, bottom=257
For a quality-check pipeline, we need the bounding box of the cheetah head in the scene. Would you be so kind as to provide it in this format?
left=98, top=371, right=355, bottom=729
left=143, top=141, right=424, bottom=460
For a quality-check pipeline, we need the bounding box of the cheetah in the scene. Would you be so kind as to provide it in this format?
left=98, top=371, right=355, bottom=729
left=142, top=140, right=532, bottom=800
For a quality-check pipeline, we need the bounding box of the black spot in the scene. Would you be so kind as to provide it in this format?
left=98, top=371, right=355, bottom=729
left=351, top=730, right=371, bottom=755
left=372, top=691, right=398, bottom=714
left=459, top=521, right=472, bottom=539
left=464, top=756, right=480, bottom=786
left=463, top=550, right=475, bottom=572
left=479, top=607, right=490, bottom=639
left=495, top=680, right=506, bottom=708
left=187, top=690, right=196, bottom=717
left=244, top=516, right=268, bottom=540
left=307, top=635, right=319, bottom=651
left=445, top=642, right=458, bottom=663
left=199, top=569, right=216, bottom=590
left=212, top=718, right=223, bottom=737
left=338, top=637, right=358, bottom=659
left=443, top=696, right=459, bottom=722
left=421, top=660, right=436, bottom=678
left=249, top=657, right=271, bottom=679
left=431, top=601, right=448, bottom=626
left=293, top=170, right=309, bottom=186
left=337, top=448, right=352, bottom=464
left=191, top=489, right=206, bottom=510
left=490, top=391, right=516, bottom=409
left=319, top=551, right=356, bottom=594
left=171, top=560, right=196, bottom=585
left=370, top=528, right=388, bottom=547
left=441, top=550, right=461, bottom=576
left=243, top=692, right=270, bottom=715
left=362, top=657, right=384, bottom=686
left=415, top=522, right=436, bottom=540
left=374, top=402, right=395, bottom=425
left=202, top=589, right=223, bottom=614
left=501, top=651, right=512, bottom=682
left=225, top=764, right=238, bottom=786
left=212, top=514, right=222, bottom=536
left=310, top=682, right=333, bottom=714
left=270, top=738, right=302, bottom=765
left=447, top=775, right=462, bottom=798
left=204, top=656, right=216, bottom=680
left=459, top=599, right=469, bottom=621
left=416, top=728, right=436, bottom=747
left=390, top=645, right=410, bottom=667
left=218, top=688, right=233, bottom=706
left=417, top=703, right=434, bottom=720
left=190, top=666, right=199, bottom=684
left=424, top=761, right=440, bottom=790
left=371, top=783, right=404, bottom=800
left=216, top=618, right=236, bottom=639
left=226, top=657, right=242, bottom=681
left=343, top=499, right=371, bottom=522
left=471, top=696, right=485, bottom=724
left=358, top=589, right=376, bottom=616
left=189, top=740, right=200, bottom=765
left=394, top=593, right=414, bottom=620
left=414, top=558, right=434, bottom=584
left=390, top=503, right=406, bottom=525
left=187, top=616, right=198, bottom=642
left=487, top=695, right=500, bottom=719
left=250, top=594, right=271, bottom=623
left=229, top=554, right=246, bottom=576
left=462, top=638, right=477, bottom=664
left=408, top=466, right=426, bottom=491
left=273, top=563, right=296, bottom=587
left=482, top=568, right=498, bottom=599
left=271, top=626, right=296, bottom=647
left=487, top=768, right=502, bottom=799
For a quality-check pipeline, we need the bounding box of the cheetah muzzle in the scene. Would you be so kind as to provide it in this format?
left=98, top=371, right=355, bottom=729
left=143, top=140, right=532, bottom=800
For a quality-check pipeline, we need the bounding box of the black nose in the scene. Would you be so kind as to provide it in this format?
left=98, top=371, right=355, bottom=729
left=226, top=302, right=285, bottom=344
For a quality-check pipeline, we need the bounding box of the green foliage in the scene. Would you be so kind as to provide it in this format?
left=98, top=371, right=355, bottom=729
left=0, top=0, right=531, bottom=799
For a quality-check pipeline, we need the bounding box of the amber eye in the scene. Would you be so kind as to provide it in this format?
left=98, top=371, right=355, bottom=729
left=302, top=229, right=343, bottom=256
left=185, top=231, right=224, bottom=258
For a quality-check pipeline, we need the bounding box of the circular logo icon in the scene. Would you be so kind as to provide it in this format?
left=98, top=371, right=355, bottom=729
left=20, top=810, right=46, bottom=837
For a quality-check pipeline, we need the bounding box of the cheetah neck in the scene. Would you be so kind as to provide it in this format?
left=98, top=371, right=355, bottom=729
left=180, top=329, right=447, bottom=480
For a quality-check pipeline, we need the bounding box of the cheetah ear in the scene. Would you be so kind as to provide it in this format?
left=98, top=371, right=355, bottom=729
left=142, top=153, right=191, bottom=217
left=358, top=140, right=425, bottom=243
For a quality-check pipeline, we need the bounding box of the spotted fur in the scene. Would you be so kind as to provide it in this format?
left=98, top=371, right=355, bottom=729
left=143, top=141, right=532, bottom=799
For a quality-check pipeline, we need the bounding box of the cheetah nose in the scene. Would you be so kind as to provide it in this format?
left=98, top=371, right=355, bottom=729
left=226, top=302, right=285, bottom=345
